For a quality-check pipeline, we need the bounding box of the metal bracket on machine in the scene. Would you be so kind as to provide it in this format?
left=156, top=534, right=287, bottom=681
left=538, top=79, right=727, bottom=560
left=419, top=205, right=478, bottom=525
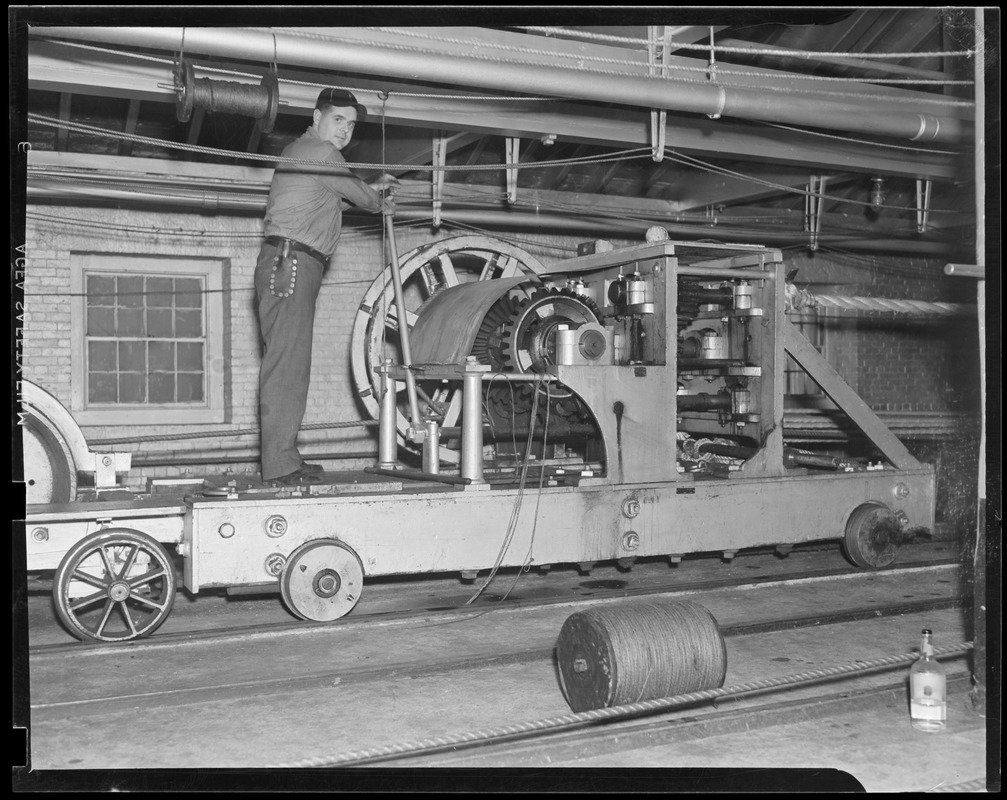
left=805, top=175, right=827, bottom=252
left=648, top=26, right=671, bottom=162
left=432, top=133, right=447, bottom=228
left=506, top=137, right=520, bottom=203
left=916, top=179, right=932, bottom=234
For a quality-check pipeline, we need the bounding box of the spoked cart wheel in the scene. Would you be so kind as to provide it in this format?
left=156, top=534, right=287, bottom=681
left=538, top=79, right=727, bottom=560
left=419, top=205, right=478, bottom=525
left=842, top=501, right=901, bottom=569
left=53, top=528, right=177, bottom=642
left=280, top=539, right=365, bottom=622
left=350, top=234, right=547, bottom=464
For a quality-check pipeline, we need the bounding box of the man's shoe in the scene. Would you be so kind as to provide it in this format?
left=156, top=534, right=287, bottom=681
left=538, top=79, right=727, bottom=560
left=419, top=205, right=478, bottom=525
left=300, top=463, right=324, bottom=474
left=270, top=467, right=325, bottom=486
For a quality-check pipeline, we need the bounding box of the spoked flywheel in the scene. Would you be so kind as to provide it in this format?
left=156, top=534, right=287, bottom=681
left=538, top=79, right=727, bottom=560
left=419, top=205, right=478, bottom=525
left=351, top=235, right=547, bottom=464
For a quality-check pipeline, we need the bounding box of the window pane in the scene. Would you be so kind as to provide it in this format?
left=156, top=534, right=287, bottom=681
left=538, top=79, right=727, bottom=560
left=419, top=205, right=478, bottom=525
left=146, top=277, right=174, bottom=308
left=149, top=372, right=176, bottom=403
left=176, top=342, right=203, bottom=371
left=175, top=309, right=203, bottom=337
left=88, top=341, right=117, bottom=371
left=177, top=372, right=204, bottom=403
left=149, top=341, right=174, bottom=371
left=118, top=373, right=145, bottom=403
left=146, top=308, right=174, bottom=337
left=117, top=308, right=144, bottom=336
left=117, top=275, right=145, bottom=308
left=88, top=373, right=118, bottom=403
left=86, top=275, right=115, bottom=305
left=175, top=278, right=203, bottom=308
left=81, top=263, right=217, bottom=414
left=86, top=307, right=116, bottom=337
left=118, top=341, right=146, bottom=372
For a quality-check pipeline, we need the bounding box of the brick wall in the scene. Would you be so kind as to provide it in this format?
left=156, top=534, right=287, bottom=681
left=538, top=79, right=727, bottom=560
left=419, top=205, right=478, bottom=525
left=19, top=204, right=595, bottom=488
left=781, top=250, right=981, bottom=413
left=20, top=210, right=980, bottom=514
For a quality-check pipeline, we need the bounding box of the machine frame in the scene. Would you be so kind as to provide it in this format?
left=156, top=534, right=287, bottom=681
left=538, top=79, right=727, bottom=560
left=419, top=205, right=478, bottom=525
left=22, top=238, right=935, bottom=641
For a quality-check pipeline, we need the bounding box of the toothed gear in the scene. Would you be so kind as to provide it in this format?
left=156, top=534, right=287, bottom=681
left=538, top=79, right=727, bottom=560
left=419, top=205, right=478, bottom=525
left=471, top=294, right=519, bottom=369
left=497, top=288, right=603, bottom=374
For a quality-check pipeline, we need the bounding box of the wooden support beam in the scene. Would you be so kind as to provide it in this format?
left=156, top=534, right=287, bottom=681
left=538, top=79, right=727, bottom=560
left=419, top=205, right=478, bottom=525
left=584, top=160, right=622, bottom=195
left=246, top=121, right=263, bottom=154
left=185, top=107, right=205, bottom=156
left=119, top=98, right=140, bottom=157
left=56, top=92, right=72, bottom=151
left=548, top=143, right=586, bottom=191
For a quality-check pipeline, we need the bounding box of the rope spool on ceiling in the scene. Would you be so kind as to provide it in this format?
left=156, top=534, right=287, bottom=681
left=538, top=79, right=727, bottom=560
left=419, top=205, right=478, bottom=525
left=174, top=60, right=279, bottom=133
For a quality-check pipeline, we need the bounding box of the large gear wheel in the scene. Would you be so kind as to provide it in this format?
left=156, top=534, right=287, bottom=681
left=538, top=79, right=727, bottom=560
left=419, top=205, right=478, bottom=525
left=494, top=288, right=603, bottom=375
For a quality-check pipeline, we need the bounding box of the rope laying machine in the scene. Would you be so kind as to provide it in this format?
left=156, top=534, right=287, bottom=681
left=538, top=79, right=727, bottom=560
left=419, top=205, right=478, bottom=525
left=21, top=235, right=934, bottom=642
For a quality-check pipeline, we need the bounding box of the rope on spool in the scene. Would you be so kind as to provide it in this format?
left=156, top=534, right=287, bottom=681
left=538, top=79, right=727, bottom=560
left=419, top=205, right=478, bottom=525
left=556, top=598, right=728, bottom=712
left=174, top=60, right=280, bottom=133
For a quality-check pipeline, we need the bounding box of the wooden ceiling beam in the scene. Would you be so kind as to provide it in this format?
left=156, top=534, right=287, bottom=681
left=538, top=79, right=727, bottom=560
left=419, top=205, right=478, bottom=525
left=118, top=98, right=140, bottom=157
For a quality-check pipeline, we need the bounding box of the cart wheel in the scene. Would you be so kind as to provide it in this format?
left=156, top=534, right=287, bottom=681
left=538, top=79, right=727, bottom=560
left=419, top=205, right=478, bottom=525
left=280, top=539, right=364, bottom=622
left=842, top=502, right=901, bottom=569
left=53, top=528, right=176, bottom=642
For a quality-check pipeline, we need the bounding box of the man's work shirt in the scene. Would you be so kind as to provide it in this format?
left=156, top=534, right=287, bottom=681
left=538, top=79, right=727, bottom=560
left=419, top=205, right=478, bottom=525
left=264, top=126, right=382, bottom=258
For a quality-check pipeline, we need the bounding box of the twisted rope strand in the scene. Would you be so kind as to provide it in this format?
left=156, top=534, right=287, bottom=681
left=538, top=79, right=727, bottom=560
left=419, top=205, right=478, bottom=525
left=274, top=642, right=972, bottom=768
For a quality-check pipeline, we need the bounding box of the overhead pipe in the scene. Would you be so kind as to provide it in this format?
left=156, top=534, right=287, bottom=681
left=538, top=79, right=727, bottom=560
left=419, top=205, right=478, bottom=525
left=26, top=182, right=957, bottom=255
left=33, top=26, right=969, bottom=143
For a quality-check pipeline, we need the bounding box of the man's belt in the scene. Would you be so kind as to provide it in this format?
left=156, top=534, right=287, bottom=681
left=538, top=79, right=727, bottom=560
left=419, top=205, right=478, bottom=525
left=264, top=236, right=328, bottom=265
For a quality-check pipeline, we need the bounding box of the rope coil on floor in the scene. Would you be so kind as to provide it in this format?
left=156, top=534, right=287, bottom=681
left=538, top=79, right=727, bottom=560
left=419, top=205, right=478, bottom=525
left=556, top=599, right=728, bottom=712
left=273, top=635, right=971, bottom=768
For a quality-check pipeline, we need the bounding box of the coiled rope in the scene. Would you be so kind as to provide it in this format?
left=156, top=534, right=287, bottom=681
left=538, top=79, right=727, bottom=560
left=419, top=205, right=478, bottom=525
left=274, top=642, right=972, bottom=768
left=557, top=600, right=728, bottom=712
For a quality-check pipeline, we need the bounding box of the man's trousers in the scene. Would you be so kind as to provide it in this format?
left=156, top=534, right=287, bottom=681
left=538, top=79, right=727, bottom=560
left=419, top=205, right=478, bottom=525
left=254, top=241, right=325, bottom=480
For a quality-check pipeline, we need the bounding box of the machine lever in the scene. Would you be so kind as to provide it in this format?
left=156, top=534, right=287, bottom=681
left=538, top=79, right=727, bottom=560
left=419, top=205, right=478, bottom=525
left=382, top=191, right=422, bottom=433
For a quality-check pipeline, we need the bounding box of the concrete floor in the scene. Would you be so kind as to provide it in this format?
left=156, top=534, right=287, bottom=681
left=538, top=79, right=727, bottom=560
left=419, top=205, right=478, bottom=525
left=17, top=550, right=995, bottom=792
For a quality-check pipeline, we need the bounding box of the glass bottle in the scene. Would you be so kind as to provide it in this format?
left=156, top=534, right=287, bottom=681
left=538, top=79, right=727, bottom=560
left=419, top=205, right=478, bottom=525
left=910, top=628, right=946, bottom=731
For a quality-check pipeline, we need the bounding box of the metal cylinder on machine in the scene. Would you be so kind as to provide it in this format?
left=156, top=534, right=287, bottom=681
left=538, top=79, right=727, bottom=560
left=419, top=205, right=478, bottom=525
left=676, top=392, right=731, bottom=411
left=377, top=364, right=398, bottom=469
left=556, top=599, right=728, bottom=712
left=626, top=273, right=648, bottom=306
left=556, top=323, right=613, bottom=366
left=422, top=418, right=441, bottom=475
left=460, top=369, right=485, bottom=484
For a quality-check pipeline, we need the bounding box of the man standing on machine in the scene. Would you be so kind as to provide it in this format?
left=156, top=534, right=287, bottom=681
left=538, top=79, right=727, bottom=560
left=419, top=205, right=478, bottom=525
left=255, top=87, right=395, bottom=485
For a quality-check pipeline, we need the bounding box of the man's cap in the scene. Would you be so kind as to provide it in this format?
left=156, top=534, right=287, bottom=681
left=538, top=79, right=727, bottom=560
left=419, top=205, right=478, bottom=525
left=315, top=88, right=367, bottom=120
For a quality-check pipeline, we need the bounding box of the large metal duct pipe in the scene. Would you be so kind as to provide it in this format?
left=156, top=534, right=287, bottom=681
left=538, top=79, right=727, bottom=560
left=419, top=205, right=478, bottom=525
left=33, top=26, right=969, bottom=143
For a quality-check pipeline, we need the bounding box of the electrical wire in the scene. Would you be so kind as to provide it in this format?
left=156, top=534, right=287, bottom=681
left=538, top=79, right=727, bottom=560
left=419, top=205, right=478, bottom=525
left=28, top=112, right=654, bottom=172
left=465, top=375, right=552, bottom=605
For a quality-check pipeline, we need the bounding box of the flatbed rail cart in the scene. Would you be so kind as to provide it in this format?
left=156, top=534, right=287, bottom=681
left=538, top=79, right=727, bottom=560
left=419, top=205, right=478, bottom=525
left=22, top=238, right=934, bottom=642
